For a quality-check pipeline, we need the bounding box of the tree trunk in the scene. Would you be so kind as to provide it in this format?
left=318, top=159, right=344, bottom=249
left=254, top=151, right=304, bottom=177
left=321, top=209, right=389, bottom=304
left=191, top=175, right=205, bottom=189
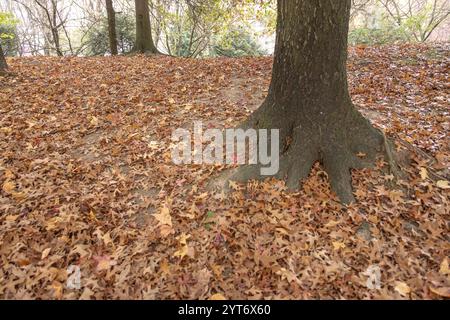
left=134, top=0, right=159, bottom=54
left=0, top=43, right=7, bottom=74
left=50, top=0, right=63, bottom=56
left=232, top=0, right=398, bottom=204
left=106, top=0, right=118, bottom=55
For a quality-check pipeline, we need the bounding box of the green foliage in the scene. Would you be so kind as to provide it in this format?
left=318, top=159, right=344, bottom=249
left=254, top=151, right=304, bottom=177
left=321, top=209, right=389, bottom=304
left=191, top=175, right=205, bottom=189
left=0, top=12, right=19, bottom=56
left=84, top=14, right=135, bottom=56
left=349, top=27, right=409, bottom=45
left=212, top=26, right=267, bottom=57
left=349, top=20, right=410, bottom=45
left=401, top=3, right=433, bottom=41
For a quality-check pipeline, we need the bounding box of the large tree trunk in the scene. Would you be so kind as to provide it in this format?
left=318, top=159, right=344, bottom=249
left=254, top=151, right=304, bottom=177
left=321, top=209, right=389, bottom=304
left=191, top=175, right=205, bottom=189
left=0, top=43, right=7, bottom=74
left=134, top=0, right=159, bottom=54
left=106, top=0, right=118, bottom=55
left=232, top=0, right=398, bottom=203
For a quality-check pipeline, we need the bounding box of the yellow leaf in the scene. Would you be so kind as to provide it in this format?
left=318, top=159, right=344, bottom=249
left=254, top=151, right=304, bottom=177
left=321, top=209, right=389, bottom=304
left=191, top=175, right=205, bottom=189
left=2, top=180, right=15, bottom=194
left=177, top=233, right=190, bottom=245
left=89, top=116, right=99, bottom=127
left=394, top=282, right=411, bottom=296
left=332, top=241, right=346, bottom=251
left=159, top=259, right=170, bottom=274
left=173, top=246, right=188, bottom=259
left=276, top=268, right=301, bottom=285
left=89, top=210, right=98, bottom=222
left=5, top=215, right=19, bottom=222
left=159, top=224, right=174, bottom=237
left=439, top=257, right=449, bottom=275
left=173, top=233, right=190, bottom=259
left=356, top=152, right=366, bottom=158
left=154, top=205, right=172, bottom=227
left=209, top=293, right=226, bottom=300
left=324, top=220, right=340, bottom=228
left=41, top=248, right=51, bottom=260
left=419, top=167, right=428, bottom=180
left=4, top=169, right=14, bottom=179
left=436, top=180, right=449, bottom=189
left=210, top=264, right=224, bottom=278
left=50, top=281, right=63, bottom=299
left=228, top=180, right=239, bottom=190
left=12, top=191, right=26, bottom=200
left=94, top=255, right=115, bottom=271
left=368, top=215, right=379, bottom=224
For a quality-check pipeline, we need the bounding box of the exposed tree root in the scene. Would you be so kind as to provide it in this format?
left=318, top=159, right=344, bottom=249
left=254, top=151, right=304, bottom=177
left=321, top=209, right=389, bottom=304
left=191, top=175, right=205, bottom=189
left=217, top=105, right=405, bottom=204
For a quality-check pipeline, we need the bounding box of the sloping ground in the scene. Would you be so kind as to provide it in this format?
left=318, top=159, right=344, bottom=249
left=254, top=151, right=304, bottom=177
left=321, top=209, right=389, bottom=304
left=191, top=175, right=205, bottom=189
left=0, top=44, right=448, bottom=299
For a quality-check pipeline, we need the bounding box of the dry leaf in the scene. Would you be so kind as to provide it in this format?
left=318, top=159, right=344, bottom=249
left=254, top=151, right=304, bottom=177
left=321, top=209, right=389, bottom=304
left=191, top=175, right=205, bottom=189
left=332, top=241, right=346, bottom=250
left=154, top=205, right=172, bottom=227
left=394, top=282, right=411, bottom=296
left=436, top=180, right=449, bottom=189
left=2, top=180, right=15, bottom=194
left=419, top=167, right=428, bottom=180
left=439, top=257, right=449, bottom=275
left=41, top=248, right=51, bottom=260
left=209, top=293, right=226, bottom=300
left=429, top=286, right=450, bottom=298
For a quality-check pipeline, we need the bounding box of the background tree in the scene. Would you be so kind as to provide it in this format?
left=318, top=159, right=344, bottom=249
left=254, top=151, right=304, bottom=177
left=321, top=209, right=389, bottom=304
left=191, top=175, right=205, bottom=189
left=0, top=12, right=19, bottom=56
left=105, top=0, right=118, bottom=55
left=212, top=26, right=266, bottom=57
left=13, top=0, right=75, bottom=55
left=0, top=11, right=16, bottom=72
left=84, top=11, right=135, bottom=55
left=379, top=0, right=450, bottom=42
left=0, top=42, right=7, bottom=72
left=231, top=0, right=400, bottom=203
left=134, top=0, right=158, bottom=53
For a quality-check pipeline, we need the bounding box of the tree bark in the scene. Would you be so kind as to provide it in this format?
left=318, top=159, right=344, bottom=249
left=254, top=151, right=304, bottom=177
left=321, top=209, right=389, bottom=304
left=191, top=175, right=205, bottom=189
left=134, top=0, right=159, bottom=54
left=106, top=0, right=118, bottom=55
left=232, top=0, right=398, bottom=204
left=0, top=43, right=7, bottom=74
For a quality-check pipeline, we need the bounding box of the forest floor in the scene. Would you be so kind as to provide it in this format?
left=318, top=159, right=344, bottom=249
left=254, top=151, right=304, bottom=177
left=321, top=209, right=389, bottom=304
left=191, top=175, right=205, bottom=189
left=0, top=44, right=449, bottom=299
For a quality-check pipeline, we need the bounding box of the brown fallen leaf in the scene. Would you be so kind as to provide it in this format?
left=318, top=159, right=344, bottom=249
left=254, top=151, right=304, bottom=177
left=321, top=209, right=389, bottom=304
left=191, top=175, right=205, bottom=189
left=429, top=286, right=450, bottom=298
left=93, top=255, right=116, bottom=272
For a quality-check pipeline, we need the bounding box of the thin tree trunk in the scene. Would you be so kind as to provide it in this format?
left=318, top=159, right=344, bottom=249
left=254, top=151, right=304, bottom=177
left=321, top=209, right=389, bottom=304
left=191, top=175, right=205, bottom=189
left=231, top=0, right=399, bottom=203
left=50, top=0, right=63, bottom=56
left=134, top=0, right=159, bottom=54
left=0, top=43, right=8, bottom=74
left=106, top=0, right=118, bottom=55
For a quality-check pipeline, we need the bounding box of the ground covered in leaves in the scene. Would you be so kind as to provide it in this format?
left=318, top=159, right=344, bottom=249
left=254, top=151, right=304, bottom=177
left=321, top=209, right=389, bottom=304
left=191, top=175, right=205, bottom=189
left=0, top=44, right=449, bottom=299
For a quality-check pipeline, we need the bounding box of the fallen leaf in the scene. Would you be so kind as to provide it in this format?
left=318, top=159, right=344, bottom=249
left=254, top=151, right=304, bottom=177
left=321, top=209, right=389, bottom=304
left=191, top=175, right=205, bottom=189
left=154, top=205, right=172, bottom=227
left=2, top=180, right=15, bottom=194
left=209, top=293, right=226, bottom=300
left=332, top=241, right=346, bottom=250
left=41, top=248, right=51, bottom=260
left=429, top=286, right=450, bottom=298
left=394, top=282, right=411, bottom=296
left=93, top=255, right=115, bottom=272
left=439, top=257, right=449, bottom=275
left=419, top=167, right=428, bottom=180
left=436, top=180, right=449, bottom=189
